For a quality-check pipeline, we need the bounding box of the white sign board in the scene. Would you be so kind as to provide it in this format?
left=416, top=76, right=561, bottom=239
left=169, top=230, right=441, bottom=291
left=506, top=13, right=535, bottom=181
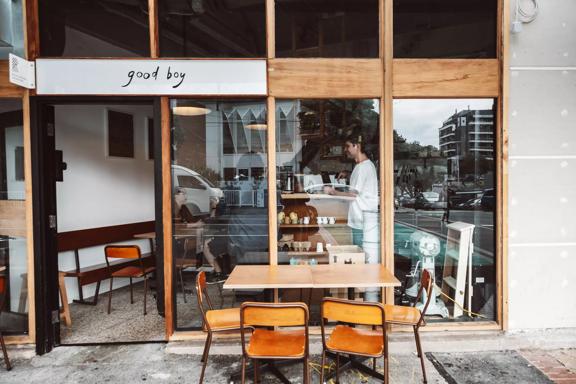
left=35, top=59, right=267, bottom=95
left=9, top=54, right=36, bottom=89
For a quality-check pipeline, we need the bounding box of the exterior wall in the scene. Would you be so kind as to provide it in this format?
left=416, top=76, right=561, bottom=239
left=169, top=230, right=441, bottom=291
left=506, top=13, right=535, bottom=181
left=508, top=0, right=576, bottom=329
left=55, top=105, right=155, bottom=302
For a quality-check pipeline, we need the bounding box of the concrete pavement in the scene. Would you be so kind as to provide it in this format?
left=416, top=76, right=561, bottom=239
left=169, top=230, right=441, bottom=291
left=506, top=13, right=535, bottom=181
left=1, top=330, right=575, bottom=383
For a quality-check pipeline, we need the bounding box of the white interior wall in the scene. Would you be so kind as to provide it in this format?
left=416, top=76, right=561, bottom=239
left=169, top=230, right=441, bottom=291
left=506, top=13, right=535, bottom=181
left=5, top=126, right=26, bottom=312
left=508, top=0, right=576, bottom=329
left=55, top=105, right=155, bottom=303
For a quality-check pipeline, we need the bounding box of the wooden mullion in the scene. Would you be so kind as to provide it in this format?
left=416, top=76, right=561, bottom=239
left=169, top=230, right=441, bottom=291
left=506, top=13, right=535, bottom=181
left=267, top=97, right=277, bottom=266
left=23, top=90, right=35, bottom=342
left=23, top=0, right=40, bottom=60
left=148, top=0, right=159, bottom=58
left=266, top=0, right=275, bottom=59
left=498, top=0, right=510, bottom=331
left=382, top=0, right=394, bottom=305
left=161, top=97, right=173, bottom=338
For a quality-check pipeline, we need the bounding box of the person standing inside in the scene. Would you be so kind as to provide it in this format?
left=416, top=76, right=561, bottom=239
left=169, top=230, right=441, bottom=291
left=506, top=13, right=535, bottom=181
left=324, top=133, right=379, bottom=246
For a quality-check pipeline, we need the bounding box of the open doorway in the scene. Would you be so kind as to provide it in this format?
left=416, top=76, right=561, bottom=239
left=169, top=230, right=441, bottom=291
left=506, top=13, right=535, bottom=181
left=33, top=98, right=164, bottom=347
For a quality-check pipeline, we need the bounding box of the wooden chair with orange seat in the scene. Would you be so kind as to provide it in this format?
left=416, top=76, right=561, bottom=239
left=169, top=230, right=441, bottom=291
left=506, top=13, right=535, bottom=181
left=384, top=268, right=433, bottom=383
left=240, top=302, right=310, bottom=384
left=195, top=271, right=242, bottom=384
left=0, top=273, right=12, bottom=370
left=320, top=297, right=388, bottom=383
left=105, top=245, right=156, bottom=316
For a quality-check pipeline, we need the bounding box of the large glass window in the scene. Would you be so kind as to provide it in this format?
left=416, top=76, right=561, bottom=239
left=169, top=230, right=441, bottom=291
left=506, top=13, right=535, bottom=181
left=171, top=99, right=269, bottom=329
left=276, top=0, right=379, bottom=58
left=394, top=0, right=497, bottom=58
left=275, top=99, right=380, bottom=319
left=0, top=0, right=25, bottom=59
left=38, top=0, right=150, bottom=57
left=393, top=99, right=496, bottom=323
left=0, top=99, right=28, bottom=335
left=159, top=0, right=266, bottom=58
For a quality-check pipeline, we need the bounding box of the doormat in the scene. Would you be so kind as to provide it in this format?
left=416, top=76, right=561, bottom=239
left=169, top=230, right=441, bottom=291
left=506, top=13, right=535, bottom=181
left=426, top=351, right=553, bottom=384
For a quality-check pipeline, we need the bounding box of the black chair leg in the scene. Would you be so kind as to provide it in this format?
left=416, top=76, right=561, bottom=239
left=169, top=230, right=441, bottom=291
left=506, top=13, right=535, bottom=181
left=199, top=333, right=212, bottom=384
left=384, top=354, right=389, bottom=384
left=336, top=353, right=340, bottom=384
left=129, top=277, right=134, bottom=304
left=254, top=359, right=259, bottom=384
left=143, top=277, right=148, bottom=315
left=414, top=327, right=427, bottom=383
left=0, top=332, right=11, bottom=371
left=107, top=277, right=113, bottom=314
left=240, top=355, right=246, bottom=384
left=320, top=350, right=326, bottom=384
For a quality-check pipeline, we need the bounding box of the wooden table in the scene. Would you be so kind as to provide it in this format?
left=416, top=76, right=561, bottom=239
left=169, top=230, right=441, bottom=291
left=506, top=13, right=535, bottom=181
left=224, top=264, right=400, bottom=290
left=224, top=264, right=400, bottom=383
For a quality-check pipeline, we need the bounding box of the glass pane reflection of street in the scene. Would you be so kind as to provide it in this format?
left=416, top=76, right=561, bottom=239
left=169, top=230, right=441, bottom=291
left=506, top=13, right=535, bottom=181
left=394, top=99, right=496, bottom=322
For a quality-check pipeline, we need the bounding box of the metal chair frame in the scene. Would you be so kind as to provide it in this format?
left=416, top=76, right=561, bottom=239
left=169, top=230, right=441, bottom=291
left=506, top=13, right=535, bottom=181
left=320, top=297, right=388, bottom=384
left=385, top=268, right=434, bottom=383
left=196, top=271, right=241, bottom=384
left=104, top=245, right=155, bottom=316
left=240, top=302, right=310, bottom=384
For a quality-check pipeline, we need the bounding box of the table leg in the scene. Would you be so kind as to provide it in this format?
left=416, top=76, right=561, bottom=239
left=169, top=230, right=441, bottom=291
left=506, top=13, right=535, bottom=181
left=58, top=272, right=72, bottom=327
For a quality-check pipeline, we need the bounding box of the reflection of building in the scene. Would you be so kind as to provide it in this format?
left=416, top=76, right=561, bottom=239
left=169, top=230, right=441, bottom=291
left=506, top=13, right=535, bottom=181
left=439, top=109, right=494, bottom=159
left=439, top=109, right=494, bottom=180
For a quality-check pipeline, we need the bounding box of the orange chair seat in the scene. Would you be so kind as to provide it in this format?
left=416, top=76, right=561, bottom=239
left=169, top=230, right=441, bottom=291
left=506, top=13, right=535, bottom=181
left=111, top=266, right=156, bottom=278
left=326, top=325, right=383, bottom=356
left=247, top=329, right=306, bottom=358
left=384, top=304, right=421, bottom=325
left=205, top=308, right=241, bottom=330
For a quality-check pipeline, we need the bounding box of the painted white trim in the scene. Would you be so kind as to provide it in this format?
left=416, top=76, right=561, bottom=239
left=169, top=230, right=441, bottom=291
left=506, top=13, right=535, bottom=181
left=509, top=155, right=576, bottom=160
left=510, top=66, right=576, bottom=71
left=510, top=242, right=576, bottom=247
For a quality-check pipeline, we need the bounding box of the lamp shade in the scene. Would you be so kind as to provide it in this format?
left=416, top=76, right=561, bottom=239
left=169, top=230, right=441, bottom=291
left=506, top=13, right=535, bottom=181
left=172, top=105, right=211, bottom=116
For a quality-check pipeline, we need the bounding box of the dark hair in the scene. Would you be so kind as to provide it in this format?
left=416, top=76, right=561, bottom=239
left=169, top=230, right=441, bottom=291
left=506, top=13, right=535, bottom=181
left=345, top=132, right=367, bottom=154
left=345, top=130, right=379, bottom=161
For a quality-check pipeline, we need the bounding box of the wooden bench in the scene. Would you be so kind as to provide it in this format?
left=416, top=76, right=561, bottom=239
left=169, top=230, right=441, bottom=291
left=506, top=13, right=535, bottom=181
left=58, top=221, right=156, bottom=326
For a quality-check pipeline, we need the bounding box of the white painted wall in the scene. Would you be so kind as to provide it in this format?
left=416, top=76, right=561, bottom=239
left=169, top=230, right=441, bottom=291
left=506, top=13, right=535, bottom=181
left=508, top=0, right=576, bottom=329
left=5, top=126, right=27, bottom=312
left=55, top=105, right=155, bottom=302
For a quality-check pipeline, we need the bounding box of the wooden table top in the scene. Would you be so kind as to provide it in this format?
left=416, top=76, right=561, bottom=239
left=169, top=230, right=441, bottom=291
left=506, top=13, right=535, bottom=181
left=223, top=265, right=314, bottom=289
left=223, top=264, right=400, bottom=290
left=310, top=264, right=400, bottom=288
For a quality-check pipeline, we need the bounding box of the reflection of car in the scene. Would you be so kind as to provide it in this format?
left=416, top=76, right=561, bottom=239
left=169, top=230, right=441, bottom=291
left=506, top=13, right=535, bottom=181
left=480, top=188, right=495, bottom=211
left=457, top=198, right=481, bottom=210
left=414, top=191, right=444, bottom=210
left=172, top=165, right=224, bottom=215
left=422, top=191, right=440, bottom=202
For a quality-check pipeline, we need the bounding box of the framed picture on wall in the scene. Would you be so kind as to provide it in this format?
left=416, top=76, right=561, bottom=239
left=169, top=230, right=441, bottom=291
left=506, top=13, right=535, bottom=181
left=107, top=110, right=134, bottom=158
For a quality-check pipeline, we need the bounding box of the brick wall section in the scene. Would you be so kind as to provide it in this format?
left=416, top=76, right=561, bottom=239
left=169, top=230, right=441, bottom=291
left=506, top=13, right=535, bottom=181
left=520, top=350, right=576, bottom=384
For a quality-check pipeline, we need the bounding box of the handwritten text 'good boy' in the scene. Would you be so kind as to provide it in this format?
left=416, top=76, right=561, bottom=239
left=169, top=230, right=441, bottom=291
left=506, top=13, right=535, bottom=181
left=121, top=66, right=185, bottom=89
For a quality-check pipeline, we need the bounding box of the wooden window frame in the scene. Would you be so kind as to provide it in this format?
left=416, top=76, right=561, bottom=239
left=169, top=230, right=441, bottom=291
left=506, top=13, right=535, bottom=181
left=12, top=0, right=508, bottom=342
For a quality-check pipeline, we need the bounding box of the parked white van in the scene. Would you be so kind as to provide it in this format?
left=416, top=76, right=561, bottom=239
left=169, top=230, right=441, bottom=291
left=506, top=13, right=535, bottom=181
left=172, top=165, right=224, bottom=215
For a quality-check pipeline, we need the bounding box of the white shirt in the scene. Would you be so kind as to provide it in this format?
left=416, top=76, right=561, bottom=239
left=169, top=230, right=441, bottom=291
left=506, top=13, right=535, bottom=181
left=348, top=159, right=379, bottom=229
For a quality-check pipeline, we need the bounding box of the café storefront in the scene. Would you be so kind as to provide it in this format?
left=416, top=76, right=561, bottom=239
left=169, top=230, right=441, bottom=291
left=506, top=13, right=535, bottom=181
left=0, top=0, right=507, bottom=352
